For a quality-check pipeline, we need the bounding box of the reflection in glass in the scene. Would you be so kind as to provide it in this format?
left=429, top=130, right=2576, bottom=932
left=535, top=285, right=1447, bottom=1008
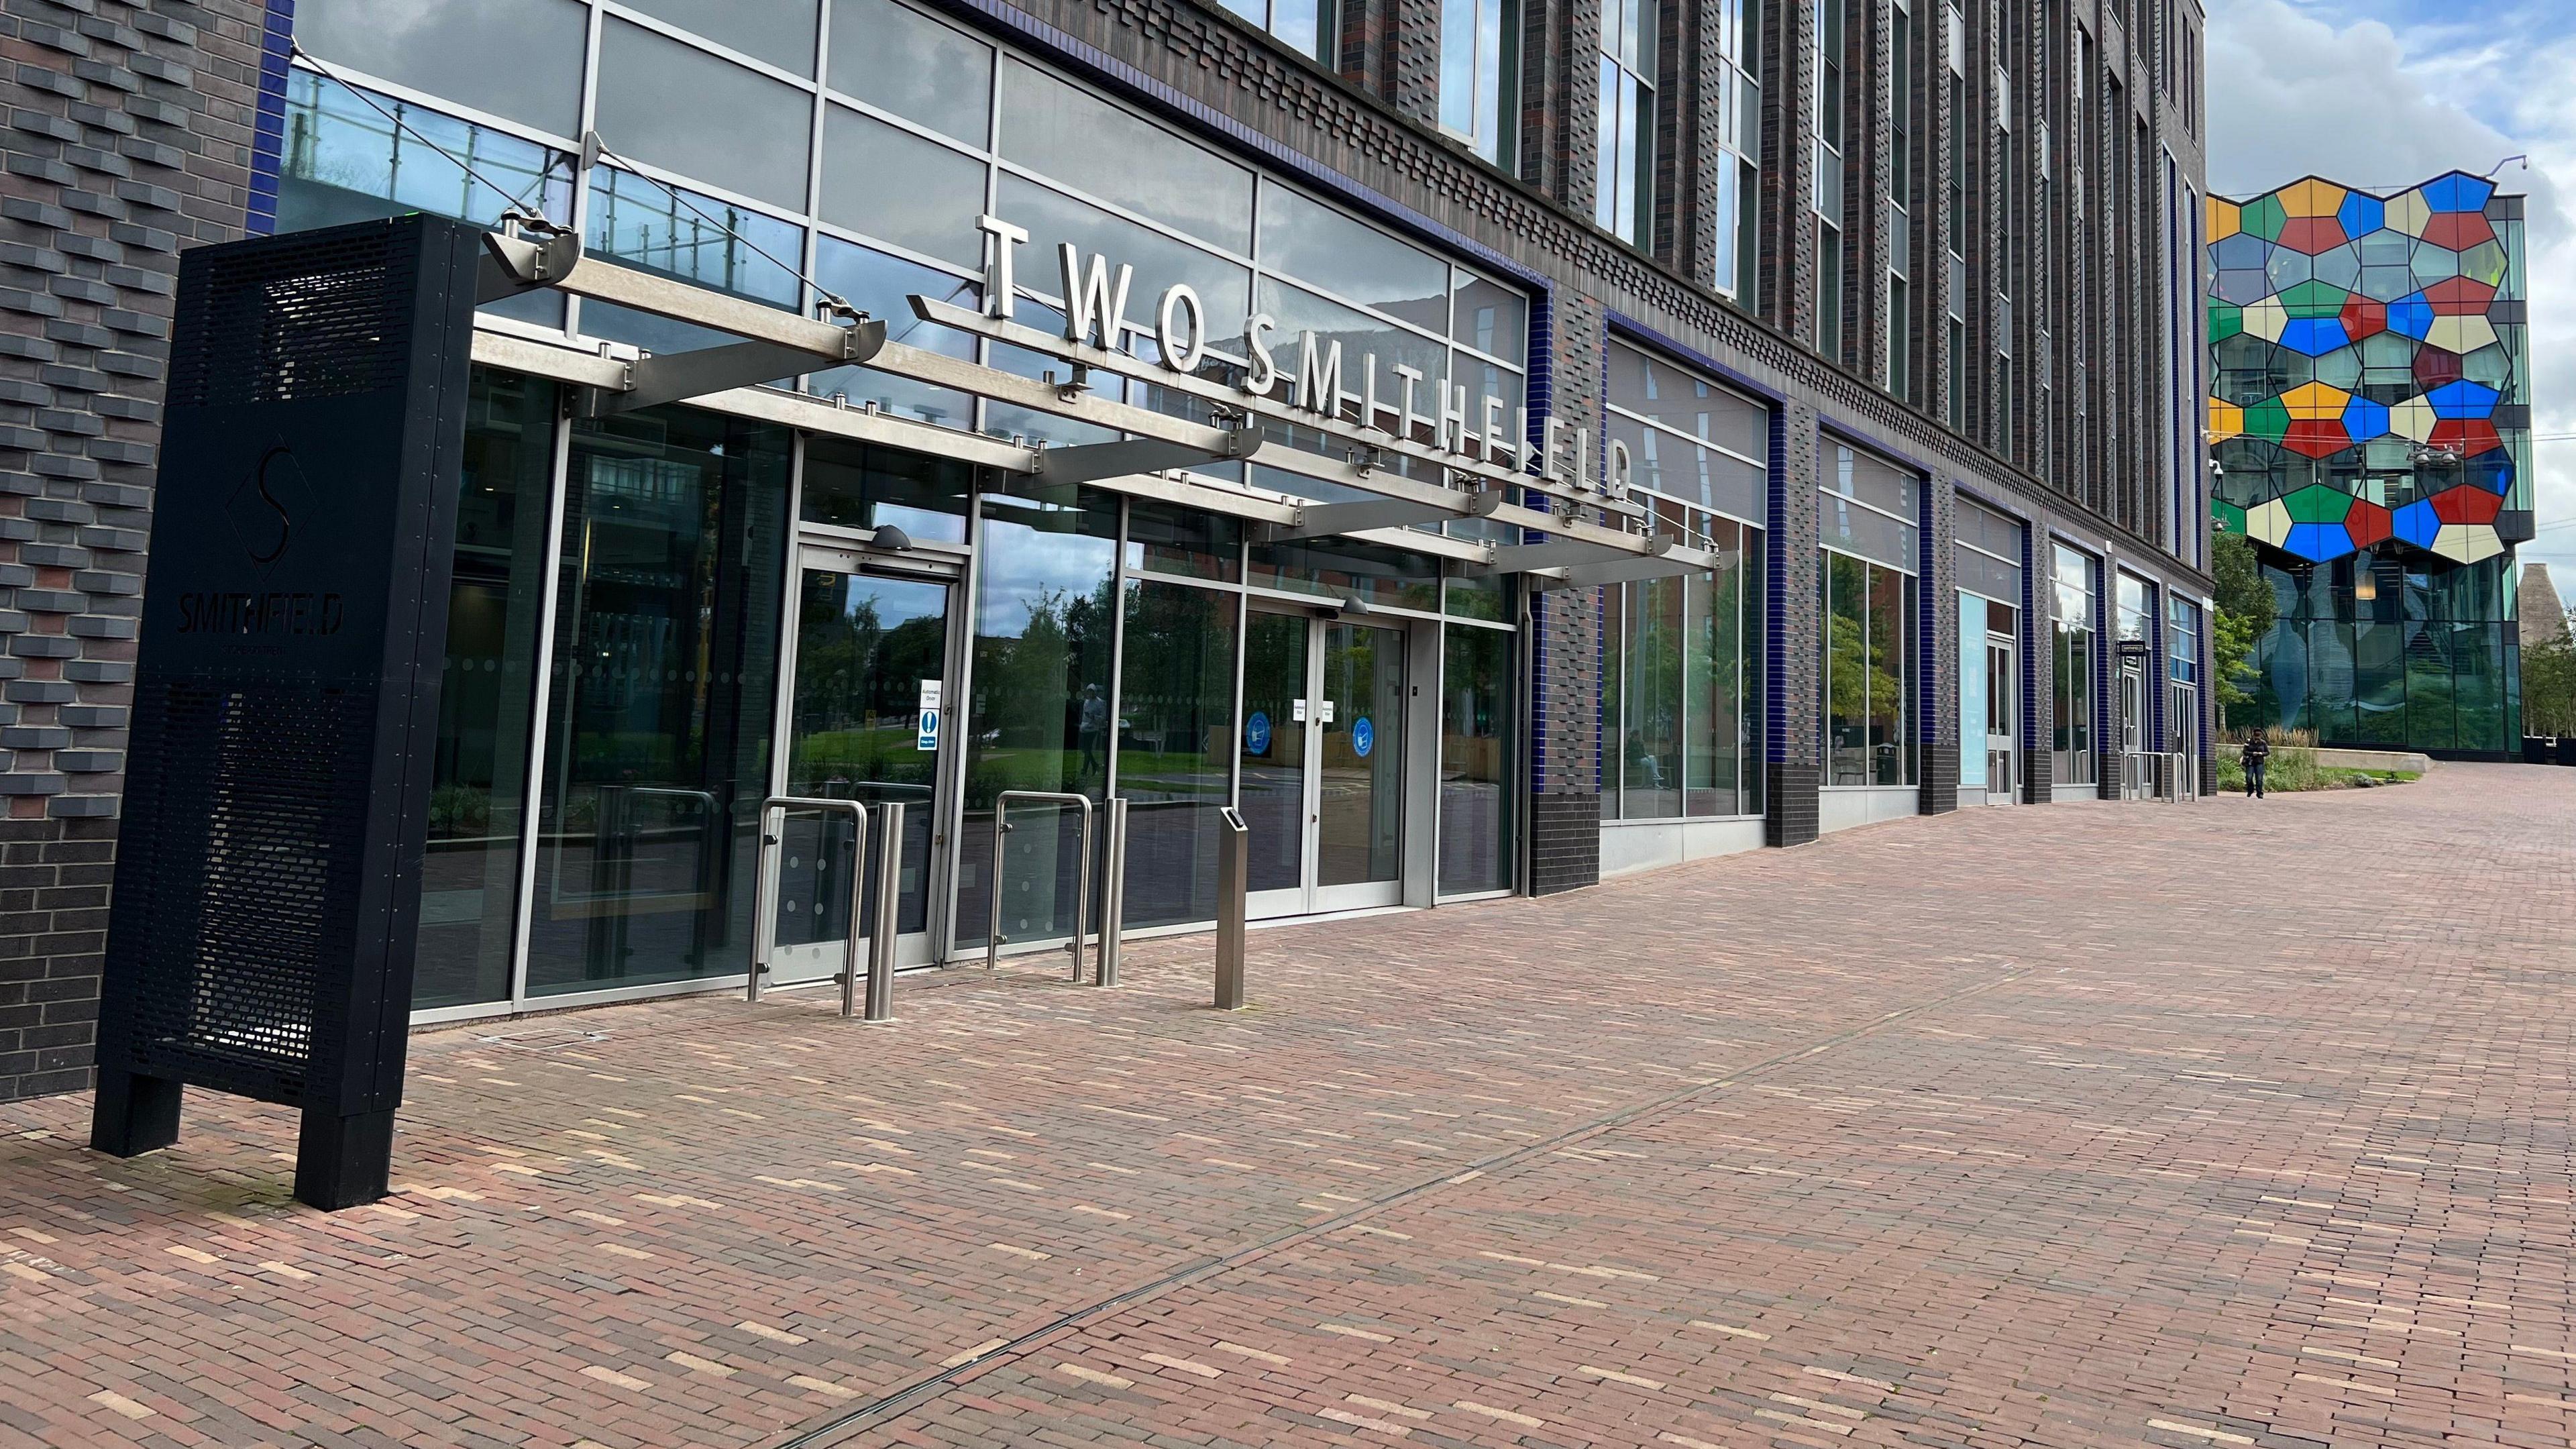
left=1600, top=580, right=1624, bottom=818
left=625, top=0, right=818, bottom=72
left=779, top=569, right=947, bottom=943
left=996, top=59, right=1255, bottom=254
left=809, top=238, right=981, bottom=427
left=1440, top=624, right=1512, bottom=894
left=528, top=407, right=789, bottom=996
left=297, top=0, right=588, bottom=136
left=1824, top=551, right=1870, bottom=784
left=821, top=105, right=989, bottom=268
left=955, top=488, right=1118, bottom=949
left=1256, top=184, right=1449, bottom=331
left=1249, top=537, right=1440, bottom=611
left=800, top=437, right=973, bottom=543
left=1866, top=564, right=1908, bottom=784
left=830, top=0, right=994, bottom=142
left=584, top=167, right=804, bottom=362
left=1242, top=611, right=1309, bottom=892
left=594, top=17, right=812, bottom=208
left=1623, top=572, right=1684, bottom=818
left=1317, top=621, right=1404, bottom=887
left=416, top=370, right=554, bottom=1010
left=277, top=70, right=576, bottom=329
left=1116, top=580, right=1239, bottom=927
left=1125, top=500, right=1242, bottom=583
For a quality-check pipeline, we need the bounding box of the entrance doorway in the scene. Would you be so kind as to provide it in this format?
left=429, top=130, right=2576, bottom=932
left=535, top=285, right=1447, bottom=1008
left=1241, top=608, right=1408, bottom=918
left=2118, top=653, right=2149, bottom=797
left=1984, top=633, right=2017, bottom=804
left=2169, top=679, right=2200, bottom=801
left=767, top=541, right=960, bottom=983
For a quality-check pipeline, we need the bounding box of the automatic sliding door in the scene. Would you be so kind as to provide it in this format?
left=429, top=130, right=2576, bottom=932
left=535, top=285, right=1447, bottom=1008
left=1315, top=620, right=1403, bottom=907
left=771, top=557, right=951, bottom=979
left=1241, top=610, right=1310, bottom=917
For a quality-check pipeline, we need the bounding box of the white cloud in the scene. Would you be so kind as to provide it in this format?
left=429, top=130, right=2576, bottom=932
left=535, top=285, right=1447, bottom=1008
left=2207, top=0, right=2576, bottom=600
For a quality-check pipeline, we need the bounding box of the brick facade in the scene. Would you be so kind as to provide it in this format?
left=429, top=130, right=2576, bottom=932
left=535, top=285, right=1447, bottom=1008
left=0, top=0, right=268, bottom=1102
left=0, top=0, right=2211, bottom=1099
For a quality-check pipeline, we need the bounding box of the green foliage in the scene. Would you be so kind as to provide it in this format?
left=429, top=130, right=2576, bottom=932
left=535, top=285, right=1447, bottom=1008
left=2208, top=533, right=2276, bottom=731
left=2522, top=614, right=2576, bottom=738
left=2215, top=742, right=2418, bottom=793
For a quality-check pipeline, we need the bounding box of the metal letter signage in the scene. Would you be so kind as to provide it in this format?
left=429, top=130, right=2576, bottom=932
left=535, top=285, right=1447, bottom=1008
left=91, top=216, right=482, bottom=1211
left=963, top=215, right=1605, bottom=488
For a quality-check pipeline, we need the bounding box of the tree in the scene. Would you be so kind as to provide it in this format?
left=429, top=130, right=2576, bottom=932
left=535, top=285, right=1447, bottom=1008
left=2209, top=533, right=2276, bottom=733
left=2524, top=611, right=2576, bottom=738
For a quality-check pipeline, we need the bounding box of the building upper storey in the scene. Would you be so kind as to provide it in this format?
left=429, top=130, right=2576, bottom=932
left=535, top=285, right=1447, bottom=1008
left=286, top=0, right=2208, bottom=571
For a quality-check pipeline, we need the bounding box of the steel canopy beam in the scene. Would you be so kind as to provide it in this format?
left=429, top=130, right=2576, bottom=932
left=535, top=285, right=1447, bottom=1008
left=1265, top=489, right=1503, bottom=542
left=1036, top=433, right=1250, bottom=485
left=1534, top=549, right=1738, bottom=590
left=1473, top=533, right=1672, bottom=576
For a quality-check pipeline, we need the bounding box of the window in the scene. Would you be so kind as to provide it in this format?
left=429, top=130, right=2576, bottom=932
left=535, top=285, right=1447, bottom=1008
left=1813, top=0, right=1845, bottom=358
left=2052, top=543, right=2099, bottom=785
left=1715, top=0, right=1761, bottom=304
left=297, top=0, right=588, bottom=137
left=1601, top=341, right=1770, bottom=821
left=1216, top=0, right=1338, bottom=65
left=1439, top=0, right=1519, bottom=168
left=1596, top=0, right=1658, bottom=246
left=1818, top=443, right=1920, bottom=787
left=596, top=17, right=813, bottom=209
left=1888, top=1, right=1912, bottom=395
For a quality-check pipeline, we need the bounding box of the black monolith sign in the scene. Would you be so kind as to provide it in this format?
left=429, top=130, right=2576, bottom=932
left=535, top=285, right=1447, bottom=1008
left=91, top=215, right=481, bottom=1210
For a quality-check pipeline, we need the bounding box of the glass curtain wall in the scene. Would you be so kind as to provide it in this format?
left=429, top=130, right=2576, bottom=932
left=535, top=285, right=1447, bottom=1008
left=289, top=0, right=1529, bottom=467
left=527, top=406, right=790, bottom=998
left=1599, top=342, right=1769, bottom=821
left=2249, top=553, right=2520, bottom=753
left=2169, top=594, right=2201, bottom=757
left=1439, top=621, right=1514, bottom=894
left=2051, top=542, right=2099, bottom=786
left=416, top=370, right=557, bottom=1010
left=1819, top=443, right=1919, bottom=787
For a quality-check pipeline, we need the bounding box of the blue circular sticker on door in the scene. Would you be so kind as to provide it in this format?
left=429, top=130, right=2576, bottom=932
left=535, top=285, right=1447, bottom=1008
left=1244, top=710, right=1271, bottom=754
left=1352, top=716, right=1375, bottom=757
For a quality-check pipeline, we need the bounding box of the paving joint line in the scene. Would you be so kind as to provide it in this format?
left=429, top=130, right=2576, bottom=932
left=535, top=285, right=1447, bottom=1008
left=771, top=965, right=2029, bottom=1448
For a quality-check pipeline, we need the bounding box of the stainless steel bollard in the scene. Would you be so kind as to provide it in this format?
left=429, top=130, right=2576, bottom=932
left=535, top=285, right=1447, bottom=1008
left=865, top=801, right=902, bottom=1021
left=1213, top=806, right=1247, bottom=1010
left=1097, top=797, right=1128, bottom=987
left=985, top=791, right=1094, bottom=979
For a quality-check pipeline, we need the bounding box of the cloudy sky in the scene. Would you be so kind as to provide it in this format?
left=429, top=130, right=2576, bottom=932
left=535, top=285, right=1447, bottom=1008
left=2206, top=0, right=2576, bottom=589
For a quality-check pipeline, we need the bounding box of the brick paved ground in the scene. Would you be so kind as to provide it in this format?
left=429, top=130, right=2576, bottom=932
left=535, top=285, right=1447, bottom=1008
left=3, top=764, right=2573, bottom=1449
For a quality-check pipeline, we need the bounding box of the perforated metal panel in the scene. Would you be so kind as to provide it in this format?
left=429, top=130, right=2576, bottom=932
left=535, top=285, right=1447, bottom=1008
left=99, top=215, right=480, bottom=1119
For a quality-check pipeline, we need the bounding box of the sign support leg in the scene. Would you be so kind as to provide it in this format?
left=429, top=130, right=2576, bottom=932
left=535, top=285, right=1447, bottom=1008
left=295, top=1106, right=396, bottom=1212
left=89, top=1068, right=181, bottom=1157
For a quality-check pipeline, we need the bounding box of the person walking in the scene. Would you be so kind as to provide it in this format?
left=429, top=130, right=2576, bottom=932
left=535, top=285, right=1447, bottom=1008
left=2240, top=727, right=2271, bottom=799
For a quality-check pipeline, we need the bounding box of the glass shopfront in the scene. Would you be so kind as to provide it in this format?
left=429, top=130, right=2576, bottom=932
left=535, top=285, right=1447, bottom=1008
left=1819, top=443, right=1919, bottom=789
left=1953, top=496, right=2024, bottom=805
left=1597, top=341, right=1768, bottom=830
left=2050, top=542, right=2100, bottom=790
left=283, top=0, right=1534, bottom=1015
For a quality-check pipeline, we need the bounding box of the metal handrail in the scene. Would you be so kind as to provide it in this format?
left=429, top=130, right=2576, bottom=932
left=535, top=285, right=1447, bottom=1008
left=986, top=790, right=1094, bottom=979
left=749, top=795, right=869, bottom=1016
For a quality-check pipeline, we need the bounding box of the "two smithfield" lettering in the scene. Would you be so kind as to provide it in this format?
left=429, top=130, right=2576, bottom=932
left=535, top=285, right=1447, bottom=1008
left=176, top=591, right=345, bottom=637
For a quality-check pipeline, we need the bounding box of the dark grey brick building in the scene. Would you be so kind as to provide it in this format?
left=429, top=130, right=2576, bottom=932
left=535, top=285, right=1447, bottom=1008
left=1, top=0, right=2210, bottom=1101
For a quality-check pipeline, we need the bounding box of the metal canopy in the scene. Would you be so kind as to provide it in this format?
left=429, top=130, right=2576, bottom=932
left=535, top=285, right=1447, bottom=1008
left=468, top=230, right=1726, bottom=579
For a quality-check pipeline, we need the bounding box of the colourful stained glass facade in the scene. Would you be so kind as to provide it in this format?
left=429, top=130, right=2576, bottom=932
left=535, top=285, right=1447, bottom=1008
left=2206, top=172, right=2530, bottom=754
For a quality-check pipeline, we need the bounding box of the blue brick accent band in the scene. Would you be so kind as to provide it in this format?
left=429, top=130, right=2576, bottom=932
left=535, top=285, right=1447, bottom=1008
left=247, top=1, right=297, bottom=237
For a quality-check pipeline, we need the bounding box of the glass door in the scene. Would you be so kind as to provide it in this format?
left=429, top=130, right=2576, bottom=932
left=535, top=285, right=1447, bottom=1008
left=770, top=545, right=955, bottom=981
left=1313, top=618, right=1405, bottom=911
left=1240, top=608, right=1408, bottom=918
left=1241, top=610, right=1312, bottom=919
left=2119, top=655, right=2148, bottom=798
left=2170, top=680, right=2199, bottom=800
left=1984, top=635, right=2016, bottom=804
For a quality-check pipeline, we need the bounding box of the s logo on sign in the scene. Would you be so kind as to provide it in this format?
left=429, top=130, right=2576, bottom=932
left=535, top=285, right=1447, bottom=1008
left=226, top=441, right=313, bottom=572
